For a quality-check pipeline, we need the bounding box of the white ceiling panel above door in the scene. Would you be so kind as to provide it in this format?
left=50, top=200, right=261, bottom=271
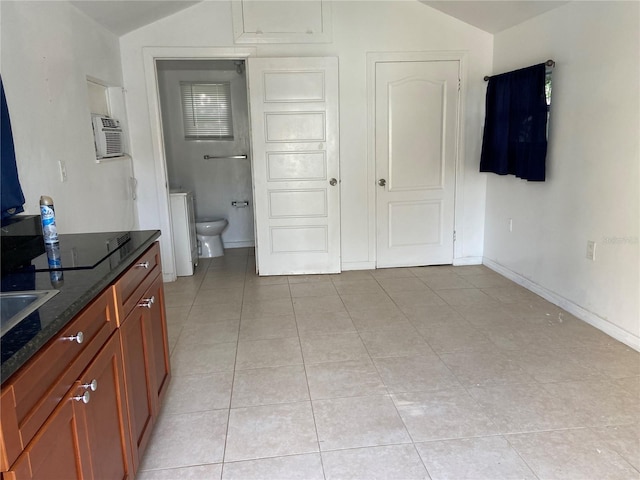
left=231, top=0, right=332, bottom=43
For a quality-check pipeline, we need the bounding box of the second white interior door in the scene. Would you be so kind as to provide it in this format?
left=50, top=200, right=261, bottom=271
left=375, top=60, right=460, bottom=268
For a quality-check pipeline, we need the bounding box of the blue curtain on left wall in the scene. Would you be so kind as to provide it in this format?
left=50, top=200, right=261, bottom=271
left=1, top=76, right=26, bottom=218
left=480, top=63, right=548, bottom=181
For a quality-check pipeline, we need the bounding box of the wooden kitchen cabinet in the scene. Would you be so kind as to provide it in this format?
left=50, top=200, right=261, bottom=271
left=4, top=392, right=92, bottom=480
left=119, top=297, right=155, bottom=467
left=1, top=286, right=117, bottom=474
left=147, top=274, right=170, bottom=408
left=6, top=333, right=132, bottom=480
left=9, top=289, right=116, bottom=452
left=1, top=241, right=170, bottom=479
left=113, top=243, right=161, bottom=326
left=119, top=269, right=171, bottom=470
left=75, top=333, right=133, bottom=480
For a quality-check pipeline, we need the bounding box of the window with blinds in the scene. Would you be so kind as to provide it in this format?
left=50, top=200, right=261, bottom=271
left=180, top=82, right=233, bottom=140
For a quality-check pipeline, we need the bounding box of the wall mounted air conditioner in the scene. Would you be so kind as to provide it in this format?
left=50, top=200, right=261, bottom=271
left=92, top=114, right=125, bottom=159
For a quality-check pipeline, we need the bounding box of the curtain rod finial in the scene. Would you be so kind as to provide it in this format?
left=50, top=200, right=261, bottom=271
left=484, top=75, right=490, bottom=81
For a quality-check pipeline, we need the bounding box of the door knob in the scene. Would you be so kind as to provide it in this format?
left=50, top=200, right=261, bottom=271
left=329, top=178, right=338, bottom=186
left=72, top=391, right=91, bottom=404
left=62, top=331, right=84, bottom=344
left=378, top=178, right=387, bottom=187
left=82, top=379, right=98, bottom=392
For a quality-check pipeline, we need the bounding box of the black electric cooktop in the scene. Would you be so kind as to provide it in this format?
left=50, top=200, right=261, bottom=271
left=28, top=232, right=132, bottom=272
left=1, top=225, right=161, bottom=381
left=1, top=220, right=132, bottom=274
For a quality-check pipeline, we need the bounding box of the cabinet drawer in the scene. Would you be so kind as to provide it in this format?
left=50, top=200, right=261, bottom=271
left=8, top=287, right=117, bottom=454
left=113, top=243, right=161, bottom=322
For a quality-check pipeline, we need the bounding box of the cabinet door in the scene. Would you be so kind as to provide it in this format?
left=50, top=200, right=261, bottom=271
left=76, top=333, right=133, bottom=480
left=147, top=274, right=171, bottom=406
left=119, top=272, right=171, bottom=472
left=120, top=302, right=155, bottom=470
left=6, top=393, right=91, bottom=480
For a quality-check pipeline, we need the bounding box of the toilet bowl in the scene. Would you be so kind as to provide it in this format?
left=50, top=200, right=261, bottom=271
left=195, top=218, right=228, bottom=258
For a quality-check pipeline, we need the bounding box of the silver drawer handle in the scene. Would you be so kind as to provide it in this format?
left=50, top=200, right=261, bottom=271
left=82, top=379, right=98, bottom=392
left=136, top=261, right=150, bottom=269
left=138, top=296, right=155, bottom=309
left=62, top=331, right=84, bottom=344
left=72, top=391, right=91, bottom=404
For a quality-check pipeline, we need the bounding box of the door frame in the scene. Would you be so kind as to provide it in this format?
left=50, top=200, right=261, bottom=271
left=142, top=47, right=256, bottom=281
left=366, top=51, right=468, bottom=268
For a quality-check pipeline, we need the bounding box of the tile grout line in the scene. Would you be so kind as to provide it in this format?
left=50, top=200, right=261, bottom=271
left=219, top=252, right=249, bottom=474
left=291, top=275, right=329, bottom=480
left=331, top=272, right=426, bottom=472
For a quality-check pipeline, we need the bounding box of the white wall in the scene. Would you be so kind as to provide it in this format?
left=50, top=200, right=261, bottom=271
left=483, top=1, right=640, bottom=346
left=157, top=62, right=254, bottom=247
left=120, top=0, right=493, bottom=273
left=0, top=1, right=136, bottom=233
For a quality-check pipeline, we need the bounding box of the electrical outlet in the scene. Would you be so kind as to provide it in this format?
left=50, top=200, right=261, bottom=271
left=58, top=160, right=67, bottom=182
left=586, top=240, right=596, bottom=261
left=508, top=218, right=513, bottom=232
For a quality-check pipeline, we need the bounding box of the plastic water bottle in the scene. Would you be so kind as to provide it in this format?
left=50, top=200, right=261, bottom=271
left=39, top=195, right=59, bottom=244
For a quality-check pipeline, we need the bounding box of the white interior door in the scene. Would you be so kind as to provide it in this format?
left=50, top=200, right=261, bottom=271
left=248, top=57, right=340, bottom=275
left=375, top=60, right=460, bottom=268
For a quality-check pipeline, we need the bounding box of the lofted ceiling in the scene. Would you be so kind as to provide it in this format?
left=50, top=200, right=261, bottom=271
left=70, top=0, right=570, bottom=37
left=420, top=1, right=570, bottom=34
left=70, top=0, right=202, bottom=36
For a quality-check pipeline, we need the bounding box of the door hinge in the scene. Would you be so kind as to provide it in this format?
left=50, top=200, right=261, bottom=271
left=458, top=79, right=461, bottom=92
left=453, top=230, right=457, bottom=242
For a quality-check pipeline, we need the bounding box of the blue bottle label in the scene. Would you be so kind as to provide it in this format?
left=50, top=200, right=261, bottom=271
left=40, top=204, right=58, bottom=244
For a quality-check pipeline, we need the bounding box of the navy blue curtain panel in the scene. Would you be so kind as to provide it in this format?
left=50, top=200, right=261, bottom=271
left=1, top=76, right=26, bottom=218
left=480, top=63, right=548, bottom=181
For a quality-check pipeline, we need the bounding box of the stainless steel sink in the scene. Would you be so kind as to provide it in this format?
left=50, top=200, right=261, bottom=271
left=0, top=290, right=59, bottom=337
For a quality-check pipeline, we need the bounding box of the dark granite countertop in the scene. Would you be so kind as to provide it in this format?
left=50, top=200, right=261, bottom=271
left=1, top=229, right=161, bottom=383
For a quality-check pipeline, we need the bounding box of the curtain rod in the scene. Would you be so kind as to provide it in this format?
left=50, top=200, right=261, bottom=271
left=484, top=59, right=555, bottom=81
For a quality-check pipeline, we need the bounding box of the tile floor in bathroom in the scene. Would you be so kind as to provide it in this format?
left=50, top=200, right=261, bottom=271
left=137, top=247, right=640, bottom=480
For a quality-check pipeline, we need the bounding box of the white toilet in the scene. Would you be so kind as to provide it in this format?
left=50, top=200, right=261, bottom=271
left=195, top=218, right=228, bottom=258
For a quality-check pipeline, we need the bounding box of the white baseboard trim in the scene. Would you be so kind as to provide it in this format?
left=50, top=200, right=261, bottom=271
left=225, top=241, right=255, bottom=249
left=163, top=271, right=177, bottom=283
left=342, top=258, right=483, bottom=270
left=453, top=256, right=483, bottom=266
left=483, top=258, right=640, bottom=352
left=342, top=261, right=376, bottom=271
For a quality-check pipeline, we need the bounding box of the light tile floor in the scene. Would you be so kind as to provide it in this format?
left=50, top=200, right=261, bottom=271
left=138, top=248, right=640, bottom=480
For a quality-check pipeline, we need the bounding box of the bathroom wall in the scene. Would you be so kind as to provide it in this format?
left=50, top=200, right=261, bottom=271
left=157, top=61, right=254, bottom=248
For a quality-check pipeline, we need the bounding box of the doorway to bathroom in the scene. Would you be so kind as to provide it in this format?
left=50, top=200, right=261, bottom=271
left=156, top=59, right=255, bottom=263
left=145, top=49, right=342, bottom=280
